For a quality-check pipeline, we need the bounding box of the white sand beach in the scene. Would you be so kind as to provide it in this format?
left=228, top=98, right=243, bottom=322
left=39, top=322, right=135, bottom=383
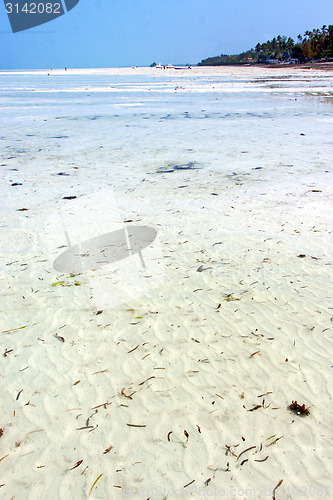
left=0, top=66, right=332, bottom=499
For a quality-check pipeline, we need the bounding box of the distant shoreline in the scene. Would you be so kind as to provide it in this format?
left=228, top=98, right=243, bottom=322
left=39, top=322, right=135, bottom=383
left=1, top=62, right=333, bottom=73
left=197, top=61, right=333, bottom=70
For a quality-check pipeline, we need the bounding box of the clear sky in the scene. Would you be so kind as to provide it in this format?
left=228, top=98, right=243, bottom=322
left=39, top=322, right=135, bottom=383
left=1, top=0, right=332, bottom=69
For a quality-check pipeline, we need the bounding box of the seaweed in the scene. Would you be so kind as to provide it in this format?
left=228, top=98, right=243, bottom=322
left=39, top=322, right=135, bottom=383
left=255, top=456, right=269, bottom=462
left=121, top=388, right=133, bottom=399
left=91, top=402, right=111, bottom=410
left=54, top=334, right=65, bottom=342
left=184, top=480, right=195, bottom=488
left=267, top=436, right=284, bottom=447
left=223, top=293, right=240, bottom=302
left=128, top=345, right=139, bottom=353
left=237, top=445, right=256, bottom=461
left=250, top=351, right=260, bottom=358
left=89, top=474, right=103, bottom=496
left=288, top=401, right=310, bottom=416
left=272, top=479, right=283, bottom=500
left=16, top=389, right=23, bottom=400
left=247, top=404, right=262, bottom=412
left=225, top=445, right=238, bottom=457
left=70, top=460, right=83, bottom=470
left=196, top=265, right=212, bottom=272
left=2, top=322, right=38, bottom=334
left=52, top=281, right=65, bottom=287
left=51, top=280, right=82, bottom=288
left=138, top=376, right=155, bottom=386
left=103, top=446, right=113, bottom=454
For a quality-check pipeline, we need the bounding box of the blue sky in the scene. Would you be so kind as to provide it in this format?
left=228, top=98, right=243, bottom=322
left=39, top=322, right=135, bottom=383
left=1, top=0, right=332, bottom=69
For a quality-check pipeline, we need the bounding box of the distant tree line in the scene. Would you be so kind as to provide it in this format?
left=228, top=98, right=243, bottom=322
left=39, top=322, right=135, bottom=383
left=198, top=50, right=256, bottom=66
left=198, top=25, right=333, bottom=65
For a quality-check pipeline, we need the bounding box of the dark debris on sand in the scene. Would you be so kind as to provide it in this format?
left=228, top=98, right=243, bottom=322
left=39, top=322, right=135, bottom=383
left=155, top=162, right=200, bottom=174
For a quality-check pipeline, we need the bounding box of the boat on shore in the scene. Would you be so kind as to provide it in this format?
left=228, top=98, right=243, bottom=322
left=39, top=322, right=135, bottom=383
left=154, top=63, right=177, bottom=69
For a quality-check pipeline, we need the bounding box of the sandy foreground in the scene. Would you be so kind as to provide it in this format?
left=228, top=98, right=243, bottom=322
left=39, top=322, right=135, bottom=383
left=0, top=66, right=333, bottom=499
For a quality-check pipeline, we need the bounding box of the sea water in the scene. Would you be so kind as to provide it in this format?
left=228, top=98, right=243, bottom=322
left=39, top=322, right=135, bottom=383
left=1, top=67, right=332, bottom=186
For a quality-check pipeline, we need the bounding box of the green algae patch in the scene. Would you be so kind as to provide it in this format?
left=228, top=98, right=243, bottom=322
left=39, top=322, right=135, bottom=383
left=51, top=279, right=83, bottom=288
left=52, top=281, right=65, bottom=287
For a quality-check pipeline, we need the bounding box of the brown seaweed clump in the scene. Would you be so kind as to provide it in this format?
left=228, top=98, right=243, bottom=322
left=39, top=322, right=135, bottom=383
left=288, top=401, right=310, bottom=416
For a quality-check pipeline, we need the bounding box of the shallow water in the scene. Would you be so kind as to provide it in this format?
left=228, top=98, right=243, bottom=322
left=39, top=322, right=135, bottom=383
left=1, top=68, right=332, bottom=183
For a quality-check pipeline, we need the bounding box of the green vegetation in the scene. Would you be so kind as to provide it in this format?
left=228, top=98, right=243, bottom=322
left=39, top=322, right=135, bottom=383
left=198, top=50, right=256, bottom=66
left=198, top=25, right=333, bottom=66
